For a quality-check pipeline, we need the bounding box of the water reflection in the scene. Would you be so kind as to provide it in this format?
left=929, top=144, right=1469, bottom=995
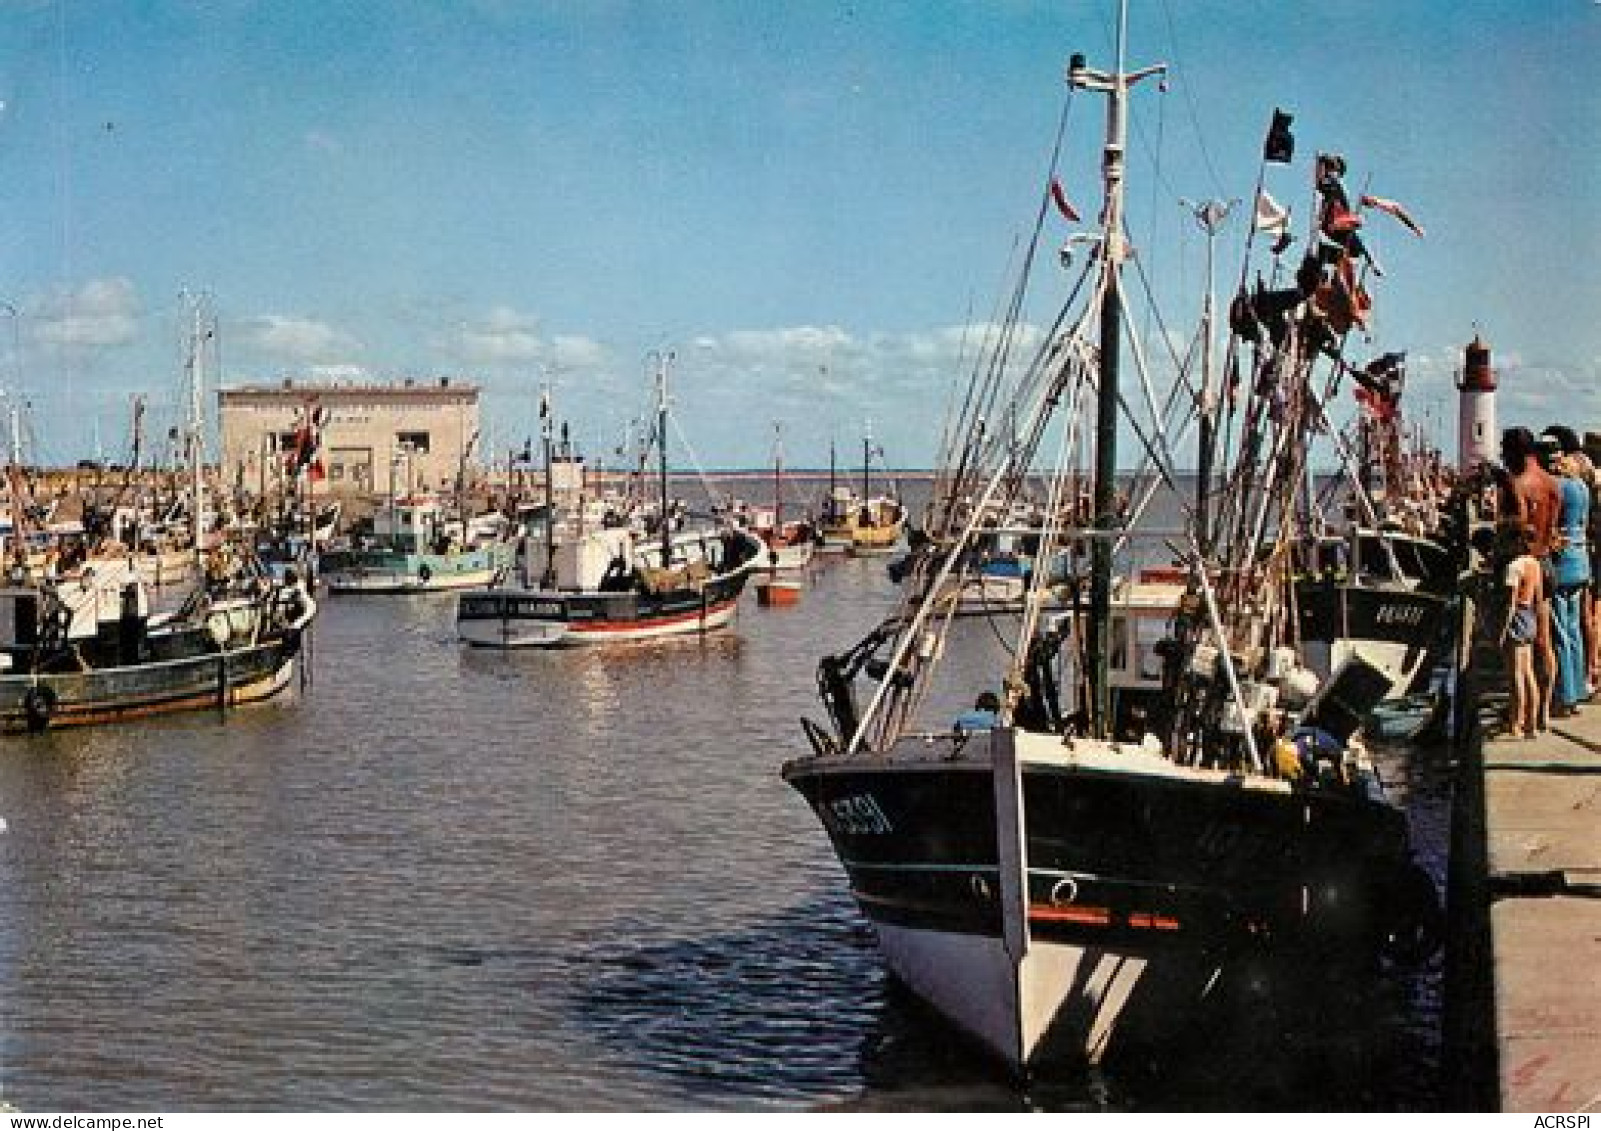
left=0, top=552, right=1446, bottom=1110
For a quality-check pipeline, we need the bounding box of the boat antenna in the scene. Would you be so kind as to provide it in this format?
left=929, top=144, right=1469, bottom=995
left=1067, top=7, right=1165, bottom=738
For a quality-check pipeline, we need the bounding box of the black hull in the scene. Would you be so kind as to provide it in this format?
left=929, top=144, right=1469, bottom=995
left=1295, top=580, right=1449, bottom=694
left=782, top=738, right=1435, bottom=1069
left=787, top=756, right=1413, bottom=955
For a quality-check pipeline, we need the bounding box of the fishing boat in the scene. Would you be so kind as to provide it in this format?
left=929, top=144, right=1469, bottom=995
left=816, top=432, right=905, bottom=555
left=321, top=494, right=511, bottom=594
left=456, top=352, right=763, bottom=648
left=1292, top=357, right=1457, bottom=699
left=0, top=559, right=315, bottom=733
left=1293, top=529, right=1452, bottom=700
left=746, top=425, right=816, bottom=572
left=782, top=25, right=1440, bottom=1075
left=0, top=294, right=317, bottom=733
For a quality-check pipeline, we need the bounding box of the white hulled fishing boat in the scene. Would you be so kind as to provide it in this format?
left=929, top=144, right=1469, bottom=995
left=456, top=352, right=762, bottom=648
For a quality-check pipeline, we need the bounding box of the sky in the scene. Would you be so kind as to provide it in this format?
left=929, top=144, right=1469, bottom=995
left=0, top=0, right=1594, bottom=470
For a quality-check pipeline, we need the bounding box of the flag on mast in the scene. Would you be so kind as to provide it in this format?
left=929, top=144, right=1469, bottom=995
left=1254, top=190, right=1290, bottom=235
left=1263, top=108, right=1295, bottom=163
left=1360, top=194, right=1426, bottom=238
left=1049, top=177, right=1081, bottom=223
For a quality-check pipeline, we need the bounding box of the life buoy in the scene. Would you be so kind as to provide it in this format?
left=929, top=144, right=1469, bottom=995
left=22, top=685, right=57, bottom=734
left=417, top=564, right=433, bottom=585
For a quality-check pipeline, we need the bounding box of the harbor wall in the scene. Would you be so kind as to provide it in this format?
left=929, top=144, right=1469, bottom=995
left=1445, top=588, right=1601, bottom=1112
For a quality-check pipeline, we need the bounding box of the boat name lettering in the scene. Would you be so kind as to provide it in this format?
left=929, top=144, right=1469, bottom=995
left=1374, top=603, right=1425, bottom=627
left=825, top=793, right=893, bottom=836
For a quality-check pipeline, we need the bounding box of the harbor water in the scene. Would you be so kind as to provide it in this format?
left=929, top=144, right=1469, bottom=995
left=0, top=497, right=1451, bottom=1110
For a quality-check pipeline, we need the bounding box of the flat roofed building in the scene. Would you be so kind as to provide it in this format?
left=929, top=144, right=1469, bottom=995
left=218, top=378, right=480, bottom=500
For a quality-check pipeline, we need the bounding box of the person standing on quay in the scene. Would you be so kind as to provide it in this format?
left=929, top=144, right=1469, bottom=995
left=1542, top=426, right=1592, bottom=716
left=1498, top=427, right=1561, bottom=730
left=1585, top=430, right=1601, bottom=694
left=1498, top=522, right=1543, bottom=739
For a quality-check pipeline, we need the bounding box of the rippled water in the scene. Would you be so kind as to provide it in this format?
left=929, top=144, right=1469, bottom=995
left=0, top=548, right=1448, bottom=1111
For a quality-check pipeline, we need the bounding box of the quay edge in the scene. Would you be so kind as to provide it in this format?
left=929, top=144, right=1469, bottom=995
left=1445, top=591, right=1601, bottom=1112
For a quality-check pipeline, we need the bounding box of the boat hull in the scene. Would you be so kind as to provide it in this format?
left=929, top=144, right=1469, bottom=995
left=783, top=730, right=1425, bottom=1071
left=322, top=548, right=508, bottom=594
left=757, top=540, right=815, bottom=572
left=456, top=568, right=751, bottom=648
left=0, top=636, right=302, bottom=734
left=1294, top=580, right=1449, bottom=699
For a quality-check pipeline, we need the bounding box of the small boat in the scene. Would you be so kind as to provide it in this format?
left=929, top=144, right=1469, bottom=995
left=755, top=577, right=803, bottom=607
left=846, top=494, right=905, bottom=556
left=816, top=433, right=905, bottom=555
left=321, top=495, right=511, bottom=594
left=747, top=423, right=816, bottom=572
left=456, top=353, right=764, bottom=648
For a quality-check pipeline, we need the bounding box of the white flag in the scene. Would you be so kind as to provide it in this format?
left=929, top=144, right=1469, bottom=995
left=1254, top=190, right=1290, bottom=235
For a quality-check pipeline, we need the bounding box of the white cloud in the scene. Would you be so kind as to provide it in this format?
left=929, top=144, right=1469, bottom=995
left=31, top=277, right=140, bottom=349
left=236, top=314, right=362, bottom=362
left=307, top=363, right=372, bottom=383
left=436, top=306, right=609, bottom=372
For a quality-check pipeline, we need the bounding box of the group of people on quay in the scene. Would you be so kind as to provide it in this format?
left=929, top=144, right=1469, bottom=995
left=1493, top=425, right=1601, bottom=739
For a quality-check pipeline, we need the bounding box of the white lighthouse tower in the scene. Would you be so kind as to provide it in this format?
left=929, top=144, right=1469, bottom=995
left=1455, top=334, right=1498, bottom=471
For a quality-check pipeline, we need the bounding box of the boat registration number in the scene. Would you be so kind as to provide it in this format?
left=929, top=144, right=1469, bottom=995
left=824, top=793, right=893, bottom=837
left=1374, top=603, right=1426, bottom=627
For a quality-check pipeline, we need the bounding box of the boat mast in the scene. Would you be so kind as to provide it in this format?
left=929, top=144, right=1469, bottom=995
left=861, top=423, right=872, bottom=503
left=772, top=421, right=784, bottom=528
left=1190, top=200, right=1232, bottom=555
left=182, top=291, right=211, bottom=575
left=1068, top=5, right=1165, bottom=739
left=652, top=350, right=674, bottom=566
left=541, top=382, right=557, bottom=587
left=828, top=436, right=837, bottom=517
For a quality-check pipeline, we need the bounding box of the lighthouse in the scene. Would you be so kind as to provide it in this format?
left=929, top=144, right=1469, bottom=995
left=1455, top=334, right=1498, bottom=471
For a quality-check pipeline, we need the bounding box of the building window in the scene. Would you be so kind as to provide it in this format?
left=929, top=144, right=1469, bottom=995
left=397, top=431, right=431, bottom=454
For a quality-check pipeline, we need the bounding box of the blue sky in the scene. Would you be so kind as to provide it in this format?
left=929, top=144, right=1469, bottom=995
left=0, top=0, right=1594, bottom=469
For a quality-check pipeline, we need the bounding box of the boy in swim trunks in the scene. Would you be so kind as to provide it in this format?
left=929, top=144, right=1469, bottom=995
left=1500, top=522, right=1542, bottom=738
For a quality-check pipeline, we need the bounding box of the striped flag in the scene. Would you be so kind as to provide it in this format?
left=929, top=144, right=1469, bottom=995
left=1360, top=194, right=1426, bottom=238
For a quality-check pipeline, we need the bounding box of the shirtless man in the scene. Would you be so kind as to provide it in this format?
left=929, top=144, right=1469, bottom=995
left=1499, top=427, right=1562, bottom=728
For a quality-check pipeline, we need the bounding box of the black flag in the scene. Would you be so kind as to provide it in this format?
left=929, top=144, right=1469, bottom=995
left=1264, top=108, right=1295, bottom=164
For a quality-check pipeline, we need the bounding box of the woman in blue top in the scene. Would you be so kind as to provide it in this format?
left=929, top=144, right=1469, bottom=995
left=1548, top=445, right=1592, bottom=715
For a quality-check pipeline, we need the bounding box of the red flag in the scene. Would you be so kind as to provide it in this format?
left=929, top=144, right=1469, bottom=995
left=1360, top=194, right=1425, bottom=238
left=1049, top=177, right=1081, bottom=223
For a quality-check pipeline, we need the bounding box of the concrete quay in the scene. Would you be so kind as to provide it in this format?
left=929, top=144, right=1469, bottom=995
left=1449, top=635, right=1601, bottom=1113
